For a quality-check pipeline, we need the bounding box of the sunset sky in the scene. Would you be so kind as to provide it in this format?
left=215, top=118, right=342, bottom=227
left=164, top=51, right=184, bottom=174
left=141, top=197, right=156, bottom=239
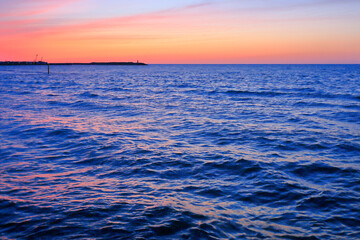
left=1, top=0, right=360, bottom=64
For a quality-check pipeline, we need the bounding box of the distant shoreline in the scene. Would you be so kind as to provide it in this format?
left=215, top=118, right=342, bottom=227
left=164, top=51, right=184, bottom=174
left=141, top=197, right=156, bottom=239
left=0, top=61, right=147, bottom=66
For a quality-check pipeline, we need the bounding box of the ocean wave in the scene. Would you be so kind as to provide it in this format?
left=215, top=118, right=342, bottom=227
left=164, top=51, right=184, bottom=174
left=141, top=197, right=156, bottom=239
left=1, top=64, right=359, bottom=239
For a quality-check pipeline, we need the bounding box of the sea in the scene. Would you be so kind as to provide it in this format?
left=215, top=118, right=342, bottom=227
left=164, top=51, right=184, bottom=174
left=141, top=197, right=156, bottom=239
left=0, top=64, right=359, bottom=239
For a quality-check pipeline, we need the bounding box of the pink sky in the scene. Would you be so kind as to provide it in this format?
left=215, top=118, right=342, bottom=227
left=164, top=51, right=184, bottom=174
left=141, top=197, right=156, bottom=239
left=1, top=0, right=359, bottom=63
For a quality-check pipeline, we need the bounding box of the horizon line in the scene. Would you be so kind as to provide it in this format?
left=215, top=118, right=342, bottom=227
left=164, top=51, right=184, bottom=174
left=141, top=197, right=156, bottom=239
left=1, top=61, right=359, bottom=65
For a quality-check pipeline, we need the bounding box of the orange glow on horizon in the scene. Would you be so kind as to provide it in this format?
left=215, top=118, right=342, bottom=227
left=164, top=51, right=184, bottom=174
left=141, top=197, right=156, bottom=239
left=1, top=0, right=359, bottom=64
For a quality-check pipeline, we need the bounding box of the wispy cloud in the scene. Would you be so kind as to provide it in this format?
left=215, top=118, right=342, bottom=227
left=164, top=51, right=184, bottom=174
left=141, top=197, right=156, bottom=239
left=0, top=1, right=216, bottom=38
left=2, top=0, right=359, bottom=39
left=220, top=0, right=360, bottom=13
left=0, top=0, right=83, bottom=18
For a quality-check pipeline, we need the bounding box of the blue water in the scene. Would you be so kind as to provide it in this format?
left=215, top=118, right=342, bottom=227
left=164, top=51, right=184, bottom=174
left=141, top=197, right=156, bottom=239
left=0, top=64, right=359, bottom=239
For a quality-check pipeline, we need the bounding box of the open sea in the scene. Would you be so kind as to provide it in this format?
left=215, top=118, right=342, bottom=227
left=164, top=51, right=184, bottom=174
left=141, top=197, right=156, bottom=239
left=0, top=64, right=359, bottom=239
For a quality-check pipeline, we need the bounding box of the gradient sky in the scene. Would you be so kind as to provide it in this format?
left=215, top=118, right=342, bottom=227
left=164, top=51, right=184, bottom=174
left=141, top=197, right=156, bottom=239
left=1, top=0, right=360, bottom=63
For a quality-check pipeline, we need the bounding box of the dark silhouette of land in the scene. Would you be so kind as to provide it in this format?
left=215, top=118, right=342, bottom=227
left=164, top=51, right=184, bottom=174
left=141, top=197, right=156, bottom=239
left=50, top=62, right=147, bottom=66
left=0, top=61, right=48, bottom=65
left=0, top=61, right=147, bottom=66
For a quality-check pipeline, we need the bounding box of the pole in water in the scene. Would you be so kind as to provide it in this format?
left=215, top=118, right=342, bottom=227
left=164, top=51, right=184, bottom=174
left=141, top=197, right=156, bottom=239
left=47, top=64, right=50, bottom=74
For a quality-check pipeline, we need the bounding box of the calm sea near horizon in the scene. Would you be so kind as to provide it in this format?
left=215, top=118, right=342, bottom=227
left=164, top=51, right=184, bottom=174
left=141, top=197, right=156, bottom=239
left=0, top=64, right=359, bottom=239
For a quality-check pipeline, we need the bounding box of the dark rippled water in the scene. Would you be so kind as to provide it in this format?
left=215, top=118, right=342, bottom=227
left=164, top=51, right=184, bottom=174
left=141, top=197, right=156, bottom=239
left=0, top=64, right=359, bottom=239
